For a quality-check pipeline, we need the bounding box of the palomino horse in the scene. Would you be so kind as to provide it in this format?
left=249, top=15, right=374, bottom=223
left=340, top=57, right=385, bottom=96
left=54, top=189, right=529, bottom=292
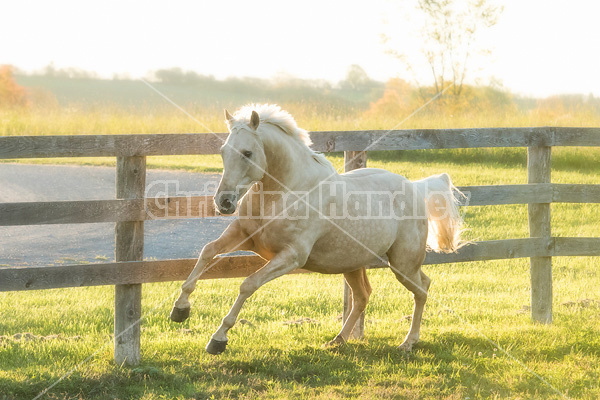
left=170, top=104, right=464, bottom=354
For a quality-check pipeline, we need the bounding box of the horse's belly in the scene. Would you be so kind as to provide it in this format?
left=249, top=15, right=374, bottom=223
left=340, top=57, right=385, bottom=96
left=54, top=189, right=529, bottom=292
left=304, top=219, right=397, bottom=273
left=302, top=254, right=385, bottom=274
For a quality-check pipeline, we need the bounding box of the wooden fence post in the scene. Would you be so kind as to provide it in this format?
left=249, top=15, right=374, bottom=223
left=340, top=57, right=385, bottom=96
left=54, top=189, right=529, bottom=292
left=343, top=150, right=367, bottom=338
left=114, top=156, right=146, bottom=365
left=527, top=146, right=553, bottom=323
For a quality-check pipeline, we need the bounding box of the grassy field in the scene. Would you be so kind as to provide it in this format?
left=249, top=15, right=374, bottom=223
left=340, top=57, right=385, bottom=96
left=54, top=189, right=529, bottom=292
left=0, top=105, right=599, bottom=399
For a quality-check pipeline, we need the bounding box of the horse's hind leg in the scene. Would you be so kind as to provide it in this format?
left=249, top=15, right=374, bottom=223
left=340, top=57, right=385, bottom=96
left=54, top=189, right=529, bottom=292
left=394, top=269, right=430, bottom=352
left=326, top=268, right=371, bottom=347
left=388, top=244, right=430, bottom=352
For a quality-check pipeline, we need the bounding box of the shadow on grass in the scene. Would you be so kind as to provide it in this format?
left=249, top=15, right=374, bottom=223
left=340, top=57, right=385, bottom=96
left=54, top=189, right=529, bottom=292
left=3, top=332, right=575, bottom=399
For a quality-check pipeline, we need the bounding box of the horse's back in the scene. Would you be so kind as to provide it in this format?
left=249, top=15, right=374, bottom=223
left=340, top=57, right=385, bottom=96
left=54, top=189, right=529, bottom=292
left=304, top=168, right=427, bottom=274
left=340, top=167, right=411, bottom=192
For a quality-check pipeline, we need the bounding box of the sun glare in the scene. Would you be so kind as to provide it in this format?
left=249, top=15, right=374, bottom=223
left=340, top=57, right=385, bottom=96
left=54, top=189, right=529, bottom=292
left=1, top=0, right=599, bottom=96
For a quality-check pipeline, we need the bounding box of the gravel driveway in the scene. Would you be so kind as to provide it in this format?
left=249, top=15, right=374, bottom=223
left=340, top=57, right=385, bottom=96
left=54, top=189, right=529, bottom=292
left=0, top=164, right=233, bottom=267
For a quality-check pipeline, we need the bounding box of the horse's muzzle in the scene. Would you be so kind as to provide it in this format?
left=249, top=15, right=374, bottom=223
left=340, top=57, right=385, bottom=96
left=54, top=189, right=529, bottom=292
left=216, top=193, right=237, bottom=215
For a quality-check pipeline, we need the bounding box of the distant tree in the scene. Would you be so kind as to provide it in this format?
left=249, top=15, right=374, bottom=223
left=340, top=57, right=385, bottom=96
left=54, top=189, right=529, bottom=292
left=382, top=0, right=503, bottom=101
left=154, top=68, right=188, bottom=84
left=338, top=65, right=385, bottom=104
left=0, top=65, right=29, bottom=108
left=154, top=68, right=216, bottom=86
left=41, top=63, right=98, bottom=79
left=341, top=64, right=371, bottom=90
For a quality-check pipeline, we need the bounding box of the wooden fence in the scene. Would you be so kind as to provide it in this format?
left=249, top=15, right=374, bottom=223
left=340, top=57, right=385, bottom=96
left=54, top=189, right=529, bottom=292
left=1, top=127, right=599, bottom=366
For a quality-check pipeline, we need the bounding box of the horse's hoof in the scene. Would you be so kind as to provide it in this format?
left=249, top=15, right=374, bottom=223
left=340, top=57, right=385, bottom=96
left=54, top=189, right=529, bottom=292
left=170, top=306, right=190, bottom=323
left=398, top=342, right=414, bottom=352
left=206, top=338, right=228, bottom=355
left=324, top=336, right=346, bottom=349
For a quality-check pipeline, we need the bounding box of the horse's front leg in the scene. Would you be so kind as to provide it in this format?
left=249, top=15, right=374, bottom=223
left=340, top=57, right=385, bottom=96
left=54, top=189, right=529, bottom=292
left=171, top=220, right=253, bottom=322
left=206, top=245, right=308, bottom=355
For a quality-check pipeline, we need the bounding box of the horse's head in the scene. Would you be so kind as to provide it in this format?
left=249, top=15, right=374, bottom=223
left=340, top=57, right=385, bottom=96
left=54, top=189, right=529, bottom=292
left=215, top=109, right=267, bottom=215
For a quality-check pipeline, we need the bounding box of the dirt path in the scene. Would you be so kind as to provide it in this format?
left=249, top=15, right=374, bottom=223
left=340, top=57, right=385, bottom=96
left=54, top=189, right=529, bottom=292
left=0, top=164, right=232, bottom=267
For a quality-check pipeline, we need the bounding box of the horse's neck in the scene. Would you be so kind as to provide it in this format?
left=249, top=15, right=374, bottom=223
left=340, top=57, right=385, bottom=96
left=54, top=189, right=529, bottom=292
left=260, top=128, right=332, bottom=192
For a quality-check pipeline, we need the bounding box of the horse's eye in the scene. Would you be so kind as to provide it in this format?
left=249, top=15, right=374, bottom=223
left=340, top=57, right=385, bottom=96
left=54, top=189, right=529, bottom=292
left=242, top=150, right=253, bottom=158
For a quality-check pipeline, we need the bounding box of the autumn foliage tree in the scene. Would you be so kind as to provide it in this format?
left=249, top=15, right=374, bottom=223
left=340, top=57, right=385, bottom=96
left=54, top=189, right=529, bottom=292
left=367, top=78, right=515, bottom=118
left=0, top=65, right=29, bottom=108
left=366, top=78, right=416, bottom=117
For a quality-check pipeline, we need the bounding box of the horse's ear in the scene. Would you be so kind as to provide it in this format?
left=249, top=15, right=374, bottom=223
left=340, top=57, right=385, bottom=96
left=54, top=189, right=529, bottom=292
left=249, top=111, right=260, bottom=130
left=224, top=109, right=234, bottom=123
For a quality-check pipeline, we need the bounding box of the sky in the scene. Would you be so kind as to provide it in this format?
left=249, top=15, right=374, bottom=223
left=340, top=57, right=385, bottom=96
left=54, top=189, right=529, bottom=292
left=3, top=0, right=600, bottom=97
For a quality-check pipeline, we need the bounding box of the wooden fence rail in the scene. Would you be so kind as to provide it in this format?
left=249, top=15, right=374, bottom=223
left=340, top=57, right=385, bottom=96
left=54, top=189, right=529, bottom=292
left=1, top=127, right=599, bottom=366
left=3, top=237, right=599, bottom=292
left=2, top=184, right=600, bottom=226
left=2, top=127, right=600, bottom=159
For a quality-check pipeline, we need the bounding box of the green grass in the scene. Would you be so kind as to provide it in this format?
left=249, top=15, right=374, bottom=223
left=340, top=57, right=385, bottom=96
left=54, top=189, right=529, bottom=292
left=0, top=106, right=599, bottom=399
left=1, top=256, right=599, bottom=399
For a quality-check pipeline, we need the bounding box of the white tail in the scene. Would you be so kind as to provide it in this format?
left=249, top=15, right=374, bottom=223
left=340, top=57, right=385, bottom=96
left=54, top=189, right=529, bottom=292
left=414, top=173, right=465, bottom=253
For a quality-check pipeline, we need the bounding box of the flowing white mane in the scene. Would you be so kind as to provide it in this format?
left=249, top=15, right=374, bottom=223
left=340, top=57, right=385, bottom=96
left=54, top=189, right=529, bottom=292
left=227, top=103, right=313, bottom=147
